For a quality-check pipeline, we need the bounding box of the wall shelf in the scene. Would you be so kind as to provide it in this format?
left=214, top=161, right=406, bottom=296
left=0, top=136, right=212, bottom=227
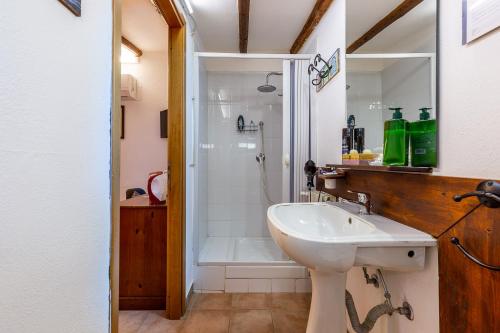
left=326, top=164, right=433, bottom=174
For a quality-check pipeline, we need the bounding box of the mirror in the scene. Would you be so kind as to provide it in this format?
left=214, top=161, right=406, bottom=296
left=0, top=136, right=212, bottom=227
left=344, top=0, right=438, bottom=168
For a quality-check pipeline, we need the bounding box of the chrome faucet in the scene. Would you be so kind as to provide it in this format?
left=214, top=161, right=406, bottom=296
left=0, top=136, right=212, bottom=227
left=347, top=190, right=372, bottom=215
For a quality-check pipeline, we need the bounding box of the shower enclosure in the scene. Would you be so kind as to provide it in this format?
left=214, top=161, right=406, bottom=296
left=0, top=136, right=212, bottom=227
left=190, top=53, right=314, bottom=270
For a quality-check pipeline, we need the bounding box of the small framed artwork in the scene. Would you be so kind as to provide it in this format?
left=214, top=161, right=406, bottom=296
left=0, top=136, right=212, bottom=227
left=58, top=0, right=81, bottom=17
left=121, top=106, right=125, bottom=139
left=462, top=0, right=500, bottom=44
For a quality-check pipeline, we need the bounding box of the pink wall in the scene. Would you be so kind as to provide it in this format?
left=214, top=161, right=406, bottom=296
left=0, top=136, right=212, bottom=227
left=120, top=51, right=168, bottom=199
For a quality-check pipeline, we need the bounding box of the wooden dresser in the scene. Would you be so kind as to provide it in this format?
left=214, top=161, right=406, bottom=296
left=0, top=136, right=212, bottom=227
left=119, top=195, right=167, bottom=310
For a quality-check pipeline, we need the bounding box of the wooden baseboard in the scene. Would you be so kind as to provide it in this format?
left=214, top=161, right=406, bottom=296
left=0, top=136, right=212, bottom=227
left=119, top=296, right=166, bottom=310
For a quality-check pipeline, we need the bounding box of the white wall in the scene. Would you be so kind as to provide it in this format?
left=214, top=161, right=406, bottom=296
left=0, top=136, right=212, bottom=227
left=0, top=1, right=111, bottom=332
left=438, top=0, right=500, bottom=179
left=301, top=0, right=346, bottom=166
left=206, top=72, right=283, bottom=238
left=120, top=51, right=168, bottom=199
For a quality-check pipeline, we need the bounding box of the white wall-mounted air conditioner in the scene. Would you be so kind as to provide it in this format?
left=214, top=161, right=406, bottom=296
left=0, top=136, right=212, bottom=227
left=121, top=74, right=138, bottom=100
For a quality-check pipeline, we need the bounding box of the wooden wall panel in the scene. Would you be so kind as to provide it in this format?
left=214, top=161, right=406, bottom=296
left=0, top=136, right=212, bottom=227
left=439, top=205, right=500, bottom=332
left=318, top=170, right=482, bottom=237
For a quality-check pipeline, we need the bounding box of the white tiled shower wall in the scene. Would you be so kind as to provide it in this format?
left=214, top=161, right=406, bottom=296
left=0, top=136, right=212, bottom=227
left=204, top=72, right=283, bottom=238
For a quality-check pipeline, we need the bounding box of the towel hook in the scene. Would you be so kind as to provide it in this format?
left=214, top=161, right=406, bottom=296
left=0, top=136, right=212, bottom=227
left=453, top=180, right=500, bottom=208
left=451, top=180, right=500, bottom=272
left=308, top=53, right=332, bottom=86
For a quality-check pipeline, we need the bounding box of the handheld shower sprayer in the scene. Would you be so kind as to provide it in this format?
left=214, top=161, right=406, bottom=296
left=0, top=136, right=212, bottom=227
left=256, top=121, right=275, bottom=204
left=256, top=121, right=266, bottom=164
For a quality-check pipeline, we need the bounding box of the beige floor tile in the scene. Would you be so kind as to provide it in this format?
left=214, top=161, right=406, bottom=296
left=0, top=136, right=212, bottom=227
left=272, top=310, right=309, bottom=333
left=191, top=293, right=233, bottom=310
left=119, top=311, right=148, bottom=333
left=271, top=293, right=311, bottom=312
left=186, top=293, right=197, bottom=312
left=229, top=310, right=274, bottom=333
left=119, top=294, right=311, bottom=333
left=137, top=311, right=184, bottom=333
left=180, top=310, right=230, bottom=333
left=231, top=293, right=272, bottom=309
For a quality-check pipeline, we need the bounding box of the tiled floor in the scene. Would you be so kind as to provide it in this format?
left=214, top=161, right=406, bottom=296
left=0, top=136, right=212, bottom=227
left=120, top=293, right=311, bottom=333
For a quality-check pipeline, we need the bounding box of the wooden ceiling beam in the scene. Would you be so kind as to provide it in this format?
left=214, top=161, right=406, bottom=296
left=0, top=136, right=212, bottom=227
left=239, top=0, right=250, bottom=53
left=121, top=36, right=143, bottom=57
left=347, top=0, right=424, bottom=54
left=290, top=0, right=335, bottom=54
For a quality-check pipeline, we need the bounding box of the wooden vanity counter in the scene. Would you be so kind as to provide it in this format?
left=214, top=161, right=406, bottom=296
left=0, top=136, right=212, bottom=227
left=119, top=195, right=167, bottom=310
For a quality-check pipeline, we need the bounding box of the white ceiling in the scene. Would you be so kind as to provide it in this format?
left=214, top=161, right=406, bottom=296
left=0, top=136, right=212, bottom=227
left=347, top=0, right=437, bottom=53
left=190, top=0, right=316, bottom=53
left=122, top=0, right=169, bottom=52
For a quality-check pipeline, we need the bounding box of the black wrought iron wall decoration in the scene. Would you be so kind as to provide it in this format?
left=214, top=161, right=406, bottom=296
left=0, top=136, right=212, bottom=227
left=308, top=49, right=341, bottom=92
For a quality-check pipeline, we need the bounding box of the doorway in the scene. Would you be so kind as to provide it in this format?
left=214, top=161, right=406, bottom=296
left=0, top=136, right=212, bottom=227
left=111, top=0, right=186, bottom=332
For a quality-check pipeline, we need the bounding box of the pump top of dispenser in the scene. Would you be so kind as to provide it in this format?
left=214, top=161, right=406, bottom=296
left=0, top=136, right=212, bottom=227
left=419, top=107, right=432, bottom=120
left=347, top=115, right=356, bottom=128
left=389, top=107, right=403, bottom=119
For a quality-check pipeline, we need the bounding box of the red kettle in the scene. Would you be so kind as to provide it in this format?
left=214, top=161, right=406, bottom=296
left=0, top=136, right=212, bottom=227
left=147, top=171, right=167, bottom=205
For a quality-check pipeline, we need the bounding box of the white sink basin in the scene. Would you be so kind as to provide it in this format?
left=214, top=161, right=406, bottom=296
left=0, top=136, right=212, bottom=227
left=267, top=202, right=436, bottom=333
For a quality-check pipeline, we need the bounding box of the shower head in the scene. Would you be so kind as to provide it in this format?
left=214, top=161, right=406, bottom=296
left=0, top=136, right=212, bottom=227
left=257, top=84, right=276, bottom=93
left=257, top=72, right=282, bottom=93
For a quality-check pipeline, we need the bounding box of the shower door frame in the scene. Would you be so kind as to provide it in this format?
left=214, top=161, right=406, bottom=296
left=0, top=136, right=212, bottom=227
left=195, top=53, right=314, bottom=60
left=192, top=52, right=314, bottom=202
left=190, top=52, right=314, bottom=268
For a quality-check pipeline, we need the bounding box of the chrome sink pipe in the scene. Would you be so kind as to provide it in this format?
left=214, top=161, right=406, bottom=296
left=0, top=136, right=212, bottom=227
left=345, top=269, right=414, bottom=333
left=345, top=290, right=393, bottom=333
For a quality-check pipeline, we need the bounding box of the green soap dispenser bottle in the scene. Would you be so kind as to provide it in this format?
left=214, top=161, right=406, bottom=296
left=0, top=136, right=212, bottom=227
left=410, top=107, right=437, bottom=167
left=383, top=107, right=409, bottom=166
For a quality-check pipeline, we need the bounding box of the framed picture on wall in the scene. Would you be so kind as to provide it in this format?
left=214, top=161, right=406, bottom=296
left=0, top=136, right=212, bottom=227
left=58, top=0, right=81, bottom=16
left=121, top=106, right=125, bottom=139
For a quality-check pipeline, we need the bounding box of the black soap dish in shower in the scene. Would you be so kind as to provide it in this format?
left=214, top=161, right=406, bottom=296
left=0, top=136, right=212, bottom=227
left=237, top=115, right=258, bottom=133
